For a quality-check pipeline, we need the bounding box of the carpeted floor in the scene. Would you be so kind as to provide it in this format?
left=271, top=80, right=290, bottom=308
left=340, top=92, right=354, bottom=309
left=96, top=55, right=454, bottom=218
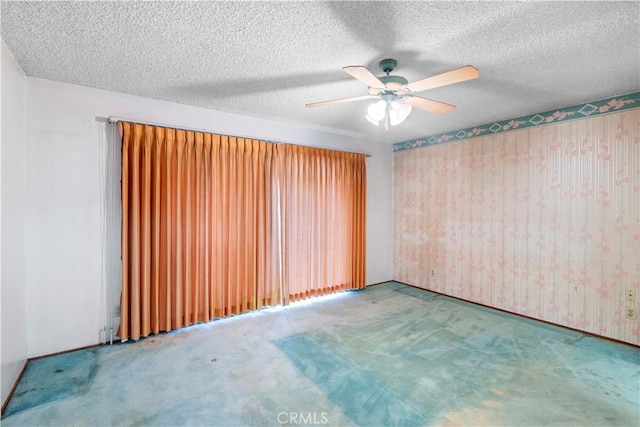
left=3, top=282, right=639, bottom=426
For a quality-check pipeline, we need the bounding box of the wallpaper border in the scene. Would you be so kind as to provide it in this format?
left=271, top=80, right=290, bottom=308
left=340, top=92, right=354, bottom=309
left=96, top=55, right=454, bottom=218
left=393, top=91, right=640, bottom=152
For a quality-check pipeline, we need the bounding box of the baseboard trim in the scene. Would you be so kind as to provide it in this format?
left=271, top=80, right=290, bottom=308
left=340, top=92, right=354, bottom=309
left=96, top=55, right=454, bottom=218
left=391, top=280, right=640, bottom=349
left=365, top=280, right=393, bottom=287
left=28, top=342, right=106, bottom=362
left=1, top=359, right=28, bottom=416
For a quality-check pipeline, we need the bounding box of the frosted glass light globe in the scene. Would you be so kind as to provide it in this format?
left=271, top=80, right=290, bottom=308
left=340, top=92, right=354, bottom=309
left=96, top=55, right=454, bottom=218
left=365, top=99, right=387, bottom=125
left=388, top=99, right=412, bottom=126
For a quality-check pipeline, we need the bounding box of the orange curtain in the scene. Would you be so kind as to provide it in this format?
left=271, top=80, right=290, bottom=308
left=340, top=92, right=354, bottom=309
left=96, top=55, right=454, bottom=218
left=280, top=145, right=366, bottom=303
left=120, top=122, right=279, bottom=340
left=120, top=121, right=366, bottom=341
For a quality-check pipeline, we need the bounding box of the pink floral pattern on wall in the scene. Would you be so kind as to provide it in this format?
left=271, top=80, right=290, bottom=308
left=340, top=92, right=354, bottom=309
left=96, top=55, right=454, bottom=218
left=393, top=110, right=640, bottom=345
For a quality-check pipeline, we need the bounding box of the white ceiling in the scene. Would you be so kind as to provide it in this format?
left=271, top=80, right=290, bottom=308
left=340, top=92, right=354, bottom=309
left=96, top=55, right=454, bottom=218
left=2, top=1, right=639, bottom=144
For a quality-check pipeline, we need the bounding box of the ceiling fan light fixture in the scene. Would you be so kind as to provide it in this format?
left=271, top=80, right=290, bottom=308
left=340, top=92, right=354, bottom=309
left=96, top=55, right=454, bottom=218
left=365, top=96, right=412, bottom=128
left=365, top=99, right=387, bottom=126
left=388, top=98, right=412, bottom=126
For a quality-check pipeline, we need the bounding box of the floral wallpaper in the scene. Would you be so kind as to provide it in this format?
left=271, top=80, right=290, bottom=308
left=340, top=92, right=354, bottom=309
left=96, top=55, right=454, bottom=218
left=393, top=109, right=639, bottom=345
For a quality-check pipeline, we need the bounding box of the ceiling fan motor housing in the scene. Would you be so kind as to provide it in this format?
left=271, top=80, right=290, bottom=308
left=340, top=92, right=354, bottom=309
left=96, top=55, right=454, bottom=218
left=380, top=75, right=408, bottom=89
left=373, top=59, right=408, bottom=92
left=368, top=74, right=409, bottom=95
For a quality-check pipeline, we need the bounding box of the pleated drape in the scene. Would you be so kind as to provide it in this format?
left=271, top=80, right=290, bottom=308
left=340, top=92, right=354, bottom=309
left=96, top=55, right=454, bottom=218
left=120, top=122, right=366, bottom=341
left=279, top=145, right=367, bottom=303
left=120, top=122, right=279, bottom=340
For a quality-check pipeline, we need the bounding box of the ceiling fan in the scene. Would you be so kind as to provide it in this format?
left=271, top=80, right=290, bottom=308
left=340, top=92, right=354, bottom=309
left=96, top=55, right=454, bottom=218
left=305, top=59, right=479, bottom=130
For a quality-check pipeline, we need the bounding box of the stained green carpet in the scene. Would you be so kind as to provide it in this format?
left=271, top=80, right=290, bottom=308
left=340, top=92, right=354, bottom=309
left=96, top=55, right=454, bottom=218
left=3, top=350, right=96, bottom=417
left=3, top=282, right=638, bottom=426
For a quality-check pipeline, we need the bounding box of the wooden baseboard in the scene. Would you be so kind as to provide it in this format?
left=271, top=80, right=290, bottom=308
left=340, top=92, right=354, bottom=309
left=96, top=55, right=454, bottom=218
left=365, top=280, right=394, bottom=287
left=1, top=359, right=28, bottom=416
left=28, top=342, right=105, bottom=362
left=392, top=280, right=640, bottom=349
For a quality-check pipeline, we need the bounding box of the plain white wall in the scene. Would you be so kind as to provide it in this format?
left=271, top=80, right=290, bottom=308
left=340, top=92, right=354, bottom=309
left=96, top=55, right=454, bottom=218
left=1, top=40, right=28, bottom=405
left=365, top=149, right=393, bottom=284
left=24, top=77, right=393, bottom=357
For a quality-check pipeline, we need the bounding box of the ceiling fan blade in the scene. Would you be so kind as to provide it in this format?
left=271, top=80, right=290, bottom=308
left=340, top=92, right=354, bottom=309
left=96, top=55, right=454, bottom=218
left=404, top=96, right=456, bottom=115
left=405, top=65, right=479, bottom=93
left=305, top=95, right=375, bottom=108
left=342, top=66, right=385, bottom=89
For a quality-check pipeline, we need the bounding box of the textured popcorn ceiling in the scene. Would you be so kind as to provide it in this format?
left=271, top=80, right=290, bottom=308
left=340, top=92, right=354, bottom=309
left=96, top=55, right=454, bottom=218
left=2, top=1, right=639, bottom=144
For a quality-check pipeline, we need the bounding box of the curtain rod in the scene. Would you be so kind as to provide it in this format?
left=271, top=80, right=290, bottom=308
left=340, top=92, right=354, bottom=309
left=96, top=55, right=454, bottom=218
left=107, top=116, right=372, bottom=158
